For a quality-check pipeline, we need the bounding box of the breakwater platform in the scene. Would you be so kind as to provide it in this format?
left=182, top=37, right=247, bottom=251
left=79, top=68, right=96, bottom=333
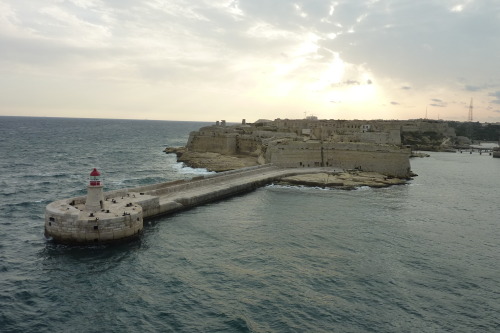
left=45, top=165, right=341, bottom=244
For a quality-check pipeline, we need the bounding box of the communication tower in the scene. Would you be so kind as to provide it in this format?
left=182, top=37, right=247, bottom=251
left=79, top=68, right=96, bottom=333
left=468, top=98, right=473, bottom=122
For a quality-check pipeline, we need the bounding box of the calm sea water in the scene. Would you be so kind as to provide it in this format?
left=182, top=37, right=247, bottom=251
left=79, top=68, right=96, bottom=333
left=0, top=116, right=499, bottom=332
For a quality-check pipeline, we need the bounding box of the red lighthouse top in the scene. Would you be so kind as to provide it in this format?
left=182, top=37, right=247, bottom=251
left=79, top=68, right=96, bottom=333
left=89, top=168, right=101, bottom=186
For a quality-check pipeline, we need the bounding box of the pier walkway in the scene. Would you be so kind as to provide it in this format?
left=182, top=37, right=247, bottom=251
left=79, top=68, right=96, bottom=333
left=106, top=164, right=341, bottom=220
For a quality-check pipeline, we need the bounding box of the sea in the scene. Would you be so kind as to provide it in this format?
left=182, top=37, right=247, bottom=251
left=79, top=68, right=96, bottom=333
left=0, top=116, right=498, bottom=333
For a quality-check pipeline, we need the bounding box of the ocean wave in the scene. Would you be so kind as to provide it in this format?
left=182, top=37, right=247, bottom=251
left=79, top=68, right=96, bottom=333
left=266, top=183, right=333, bottom=192
left=20, top=172, right=75, bottom=179
left=2, top=118, right=499, bottom=333
left=0, top=190, right=22, bottom=197
left=171, top=162, right=215, bottom=175
left=107, top=176, right=169, bottom=188
left=9, top=201, right=34, bottom=208
left=355, top=185, right=372, bottom=191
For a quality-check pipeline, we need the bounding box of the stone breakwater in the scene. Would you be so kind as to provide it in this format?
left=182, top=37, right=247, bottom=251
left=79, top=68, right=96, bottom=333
left=45, top=165, right=411, bottom=244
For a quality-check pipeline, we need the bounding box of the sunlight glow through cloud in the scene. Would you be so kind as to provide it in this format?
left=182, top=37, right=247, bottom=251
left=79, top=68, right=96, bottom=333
left=451, top=5, right=464, bottom=12
left=0, top=0, right=499, bottom=122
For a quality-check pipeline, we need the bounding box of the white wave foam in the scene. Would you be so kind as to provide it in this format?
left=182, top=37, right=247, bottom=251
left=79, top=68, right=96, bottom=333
left=171, top=162, right=215, bottom=175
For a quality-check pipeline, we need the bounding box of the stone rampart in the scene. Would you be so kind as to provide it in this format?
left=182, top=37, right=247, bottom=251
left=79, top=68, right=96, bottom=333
left=324, top=149, right=410, bottom=177
left=237, top=135, right=262, bottom=155
left=265, top=141, right=323, bottom=168
left=187, top=131, right=238, bottom=155
left=265, top=141, right=411, bottom=177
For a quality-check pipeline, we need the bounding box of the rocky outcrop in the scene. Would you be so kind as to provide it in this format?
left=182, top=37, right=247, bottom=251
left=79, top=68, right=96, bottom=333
left=277, top=171, right=410, bottom=190
left=165, top=147, right=259, bottom=172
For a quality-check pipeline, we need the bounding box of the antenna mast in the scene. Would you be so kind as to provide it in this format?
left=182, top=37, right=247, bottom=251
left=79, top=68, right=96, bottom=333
left=468, top=98, right=473, bottom=122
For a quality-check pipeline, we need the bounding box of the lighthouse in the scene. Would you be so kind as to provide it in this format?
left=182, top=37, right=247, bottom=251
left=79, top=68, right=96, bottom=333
left=85, top=168, right=104, bottom=212
left=45, top=167, right=144, bottom=244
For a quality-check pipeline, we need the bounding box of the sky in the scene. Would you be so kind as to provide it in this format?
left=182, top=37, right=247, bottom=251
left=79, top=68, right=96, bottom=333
left=1, top=0, right=499, bottom=123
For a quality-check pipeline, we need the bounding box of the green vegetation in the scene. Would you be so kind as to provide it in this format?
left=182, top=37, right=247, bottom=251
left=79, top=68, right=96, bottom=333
left=401, top=131, right=445, bottom=148
left=446, top=122, right=500, bottom=141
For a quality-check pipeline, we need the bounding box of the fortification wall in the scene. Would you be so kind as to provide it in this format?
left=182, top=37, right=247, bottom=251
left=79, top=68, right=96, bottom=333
left=358, top=130, right=401, bottom=145
left=253, top=130, right=297, bottom=138
left=323, top=148, right=410, bottom=177
left=265, top=141, right=323, bottom=168
left=187, top=131, right=237, bottom=154
left=237, top=135, right=261, bottom=155
left=328, top=130, right=401, bottom=145
left=265, top=141, right=411, bottom=177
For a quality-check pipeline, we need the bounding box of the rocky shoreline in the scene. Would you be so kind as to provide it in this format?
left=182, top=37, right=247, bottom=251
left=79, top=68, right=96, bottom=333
left=277, top=171, right=409, bottom=190
left=165, top=147, right=413, bottom=189
left=165, top=147, right=259, bottom=172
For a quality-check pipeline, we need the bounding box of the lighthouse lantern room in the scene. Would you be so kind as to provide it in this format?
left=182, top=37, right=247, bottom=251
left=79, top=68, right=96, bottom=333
left=90, top=168, right=101, bottom=186
left=85, top=168, right=105, bottom=212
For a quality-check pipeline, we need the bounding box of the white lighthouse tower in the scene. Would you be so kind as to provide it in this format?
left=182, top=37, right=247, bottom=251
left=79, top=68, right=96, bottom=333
left=85, top=168, right=104, bottom=212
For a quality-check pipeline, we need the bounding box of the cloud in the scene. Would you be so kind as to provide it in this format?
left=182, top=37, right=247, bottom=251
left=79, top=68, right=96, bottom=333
left=429, top=98, right=447, bottom=107
left=322, top=1, right=500, bottom=87
left=344, top=80, right=360, bottom=85
left=490, top=91, right=500, bottom=104
left=465, top=85, right=482, bottom=92
left=391, top=101, right=400, bottom=105
left=0, top=0, right=500, bottom=122
left=332, top=78, right=373, bottom=87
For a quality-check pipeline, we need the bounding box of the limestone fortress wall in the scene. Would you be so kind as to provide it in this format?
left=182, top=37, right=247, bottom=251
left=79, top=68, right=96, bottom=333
left=183, top=118, right=419, bottom=177
left=264, top=141, right=411, bottom=177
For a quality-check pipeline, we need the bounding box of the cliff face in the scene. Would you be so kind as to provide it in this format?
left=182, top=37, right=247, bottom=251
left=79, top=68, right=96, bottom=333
left=169, top=119, right=413, bottom=177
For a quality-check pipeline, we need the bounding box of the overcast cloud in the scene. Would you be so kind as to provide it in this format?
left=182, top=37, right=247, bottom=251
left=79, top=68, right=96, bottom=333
left=1, top=0, right=499, bottom=122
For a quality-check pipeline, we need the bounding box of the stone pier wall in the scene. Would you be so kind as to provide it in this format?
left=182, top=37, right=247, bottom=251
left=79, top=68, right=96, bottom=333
left=144, top=164, right=277, bottom=197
